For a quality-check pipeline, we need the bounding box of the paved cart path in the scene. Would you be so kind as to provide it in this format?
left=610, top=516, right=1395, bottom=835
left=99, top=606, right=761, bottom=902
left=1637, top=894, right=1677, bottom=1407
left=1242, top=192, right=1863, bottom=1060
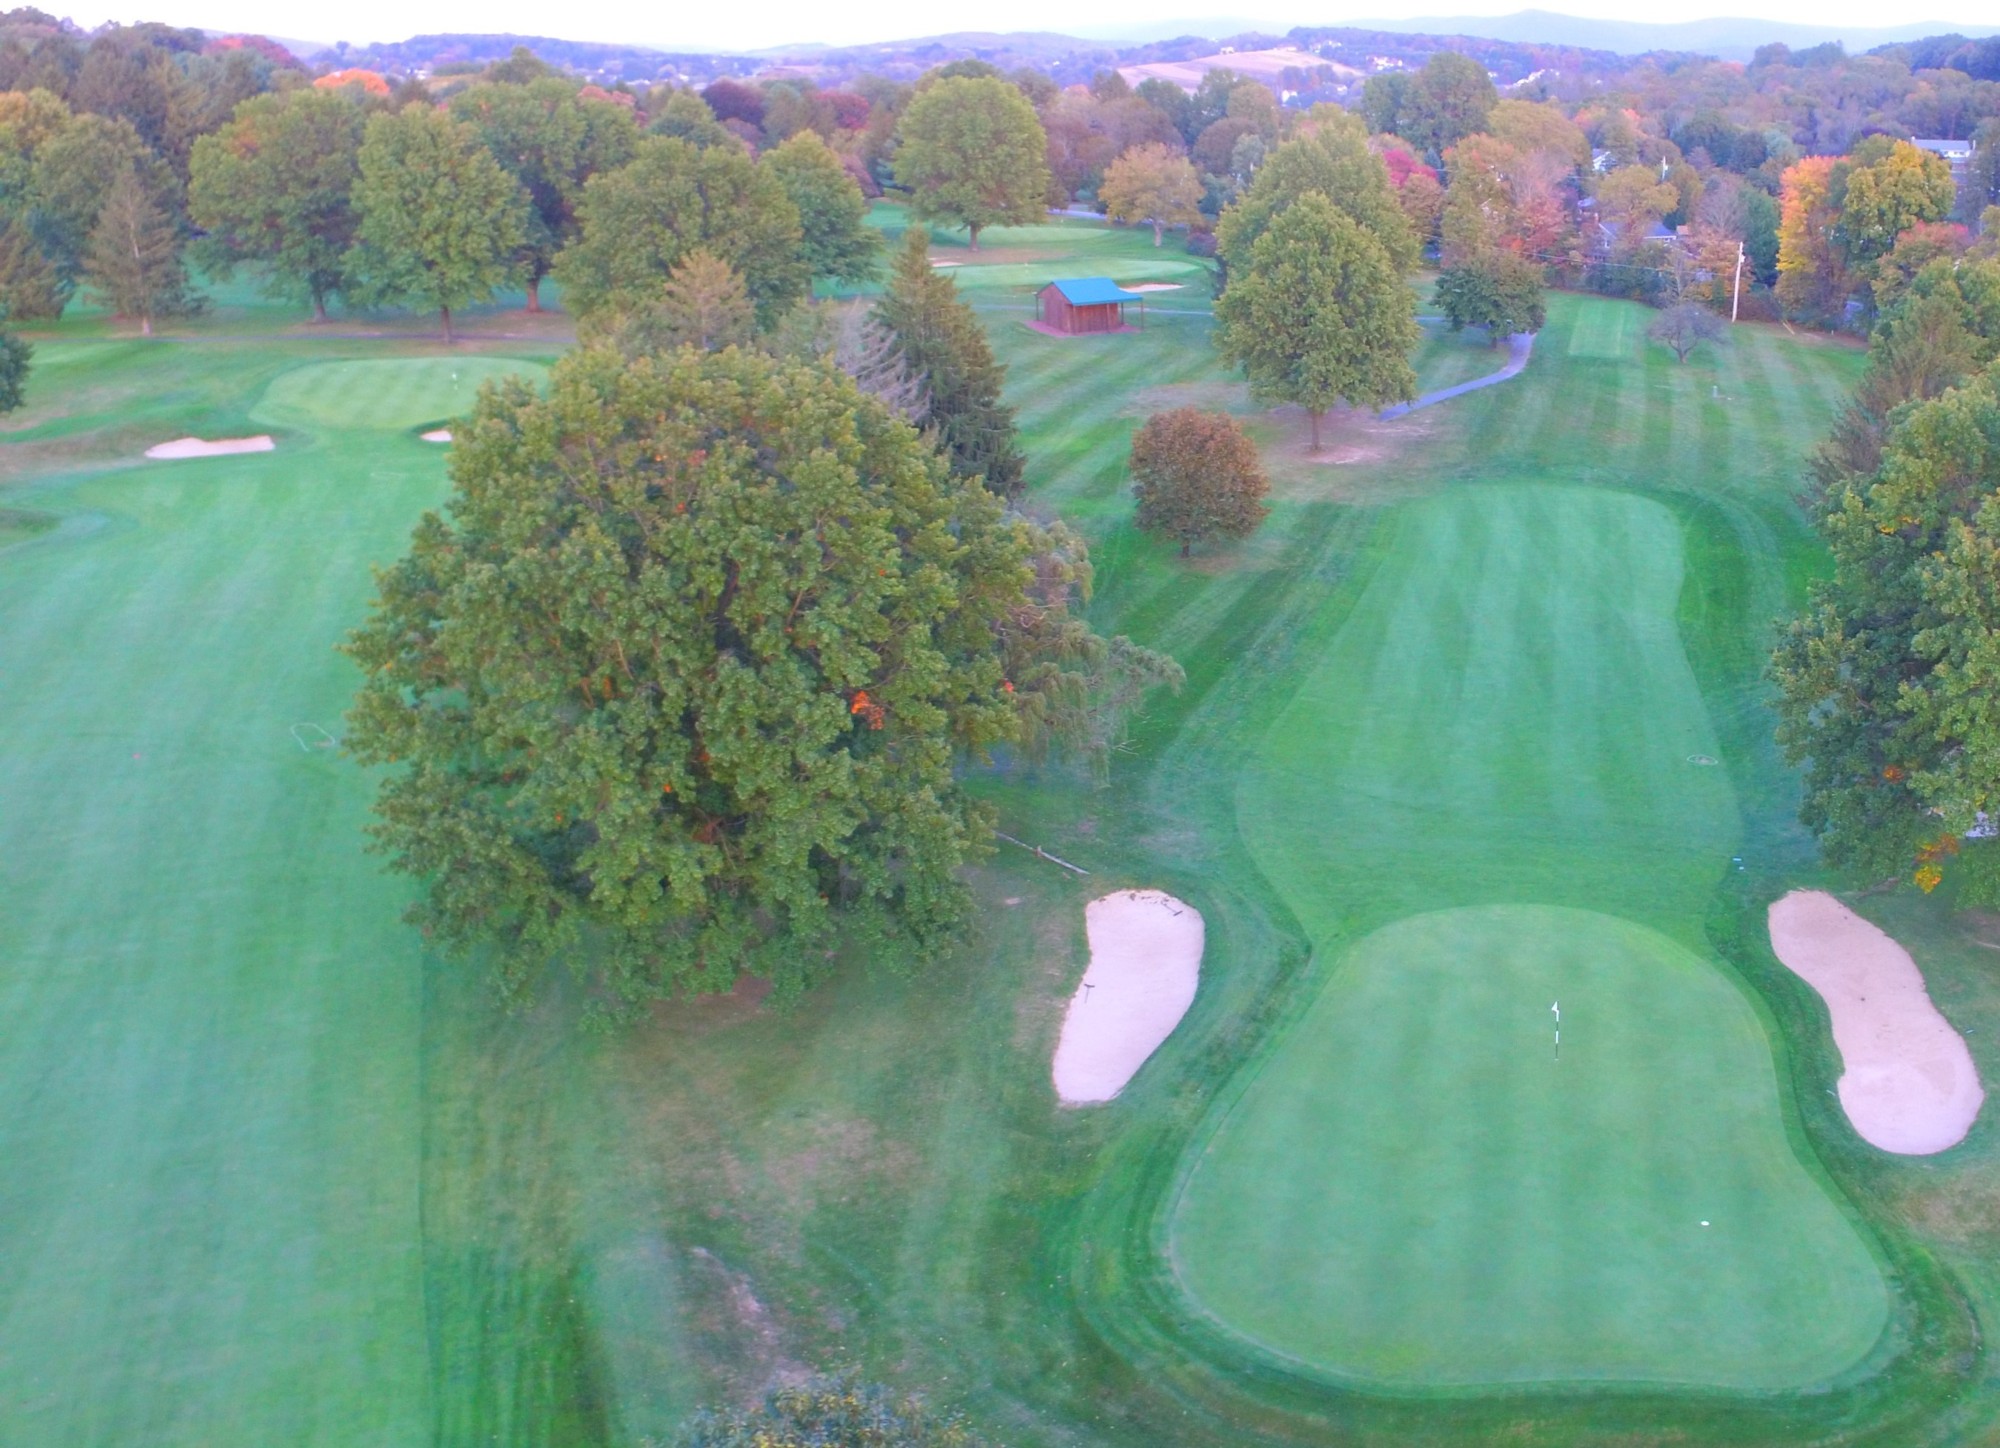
left=1380, top=330, right=1537, bottom=419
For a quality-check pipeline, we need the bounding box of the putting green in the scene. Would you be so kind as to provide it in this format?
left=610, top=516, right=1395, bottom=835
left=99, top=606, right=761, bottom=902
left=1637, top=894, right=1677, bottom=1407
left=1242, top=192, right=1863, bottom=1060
left=250, top=356, right=548, bottom=433
left=1171, top=905, right=1889, bottom=1388
left=1185, top=483, right=1893, bottom=1388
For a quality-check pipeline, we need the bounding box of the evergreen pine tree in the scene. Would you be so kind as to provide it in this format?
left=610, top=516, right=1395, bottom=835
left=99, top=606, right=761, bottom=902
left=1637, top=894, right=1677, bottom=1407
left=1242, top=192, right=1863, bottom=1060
left=82, top=167, right=196, bottom=336
left=0, top=221, right=63, bottom=321
left=0, top=330, right=29, bottom=413
left=873, top=228, right=1024, bottom=497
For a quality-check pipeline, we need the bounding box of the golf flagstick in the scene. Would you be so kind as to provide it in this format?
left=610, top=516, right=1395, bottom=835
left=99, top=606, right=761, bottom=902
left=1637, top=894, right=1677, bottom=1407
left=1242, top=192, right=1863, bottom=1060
left=1552, top=1001, right=1560, bottom=1061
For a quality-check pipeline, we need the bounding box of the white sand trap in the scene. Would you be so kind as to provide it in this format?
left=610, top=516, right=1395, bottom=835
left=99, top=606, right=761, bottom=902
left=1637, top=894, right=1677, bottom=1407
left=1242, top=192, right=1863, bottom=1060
left=1768, top=890, right=1984, bottom=1154
left=1125, top=282, right=1185, bottom=292
left=144, top=435, right=274, bottom=460
left=420, top=429, right=452, bottom=443
left=1052, top=889, right=1203, bottom=1105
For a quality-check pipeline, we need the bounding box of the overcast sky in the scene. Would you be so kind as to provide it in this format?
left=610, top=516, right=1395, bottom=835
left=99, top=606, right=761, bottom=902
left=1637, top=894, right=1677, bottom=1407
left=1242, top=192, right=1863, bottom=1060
left=62, top=0, right=2000, bottom=53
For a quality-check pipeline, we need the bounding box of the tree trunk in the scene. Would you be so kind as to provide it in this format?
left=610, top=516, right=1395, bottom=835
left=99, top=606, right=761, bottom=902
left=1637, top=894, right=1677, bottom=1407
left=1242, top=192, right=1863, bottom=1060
left=525, top=275, right=542, bottom=313
left=968, top=223, right=981, bottom=252
left=1309, top=408, right=1322, bottom=451
left=312, top=291, right=329, bottom=324
left=1153, top=221, right=1164, bottom=247
left=440, top=304, right=454, bottom=345
left=139, top=313, right=152, bottom=338
left=1180, top=538, right=1190, bottom=557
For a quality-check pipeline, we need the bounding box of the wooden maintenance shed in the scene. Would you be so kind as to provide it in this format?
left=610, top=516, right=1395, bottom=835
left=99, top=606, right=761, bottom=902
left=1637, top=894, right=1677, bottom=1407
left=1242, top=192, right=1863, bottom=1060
left=1035, top=277, right=1147, bottom=335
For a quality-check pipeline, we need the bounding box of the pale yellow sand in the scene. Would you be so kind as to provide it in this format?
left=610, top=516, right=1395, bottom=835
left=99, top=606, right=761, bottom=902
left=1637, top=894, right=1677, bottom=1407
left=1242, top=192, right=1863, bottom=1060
left=144, top=435, right=274, bottom=460
left=1124, top=282, right=1185, bottom=292
left=420, top=429, right=452, bottom=442
left=1052, top=889, right=1203, bottom=1105
left=1768, top=889, right=1984, bottom=1154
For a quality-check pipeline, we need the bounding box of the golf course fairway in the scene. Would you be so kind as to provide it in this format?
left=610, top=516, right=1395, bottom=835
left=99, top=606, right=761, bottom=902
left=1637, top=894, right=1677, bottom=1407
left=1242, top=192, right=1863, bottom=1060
left=1175, top=483, right=1892, bottom=1388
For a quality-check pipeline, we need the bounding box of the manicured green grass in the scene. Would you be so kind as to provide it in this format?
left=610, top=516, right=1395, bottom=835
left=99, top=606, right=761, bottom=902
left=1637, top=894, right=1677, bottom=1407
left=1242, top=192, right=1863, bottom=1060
left=1175, top=904, right=1887, bottom=1388
left=1565, top=295, right=1641, bottom=359
left=0, top=442, right=437, bottom=1443
left=251, top=356, right=550, bottom=433
left=1, top=224, right=1993, bottom=1448
left=0, top=505, right=55, bottom=548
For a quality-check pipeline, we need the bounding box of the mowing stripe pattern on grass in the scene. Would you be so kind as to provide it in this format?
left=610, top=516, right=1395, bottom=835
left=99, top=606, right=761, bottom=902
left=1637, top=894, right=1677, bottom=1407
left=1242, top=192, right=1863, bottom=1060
left=1171, top=479, right=1891, bottom=1389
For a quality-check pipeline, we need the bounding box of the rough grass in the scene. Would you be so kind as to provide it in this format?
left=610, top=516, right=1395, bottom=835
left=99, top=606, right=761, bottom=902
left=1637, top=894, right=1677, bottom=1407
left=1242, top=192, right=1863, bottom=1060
left=1, top=219, right=1996, bottom=1448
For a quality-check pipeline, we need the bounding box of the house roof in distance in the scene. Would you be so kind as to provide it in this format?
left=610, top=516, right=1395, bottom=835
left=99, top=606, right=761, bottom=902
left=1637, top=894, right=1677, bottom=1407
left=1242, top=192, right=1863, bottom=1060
left=1044, top=278, right=1147, bottom=306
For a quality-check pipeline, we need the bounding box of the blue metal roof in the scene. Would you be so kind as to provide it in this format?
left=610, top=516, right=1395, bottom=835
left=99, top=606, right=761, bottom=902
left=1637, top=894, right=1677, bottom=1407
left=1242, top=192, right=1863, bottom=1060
left=1045, top=277, right=1145, bottom=306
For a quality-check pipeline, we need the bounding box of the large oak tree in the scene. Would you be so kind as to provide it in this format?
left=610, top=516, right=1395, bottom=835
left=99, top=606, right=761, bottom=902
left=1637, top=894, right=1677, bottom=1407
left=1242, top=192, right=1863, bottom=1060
left=188, top=89, right=365, bottom=321
left=1216, top=111, right=1419, bottom=281
left=343, top=343, right=1176, bottom=1010
left=762, top=130, right=880, bottom=286
left=554, top=135, right=806, bottom=326
left=449, top=77, right=639, bottom=312
left=891, top=75, right=1049, bottom=250
left=348, top=104, right=528, bottom=342
left=1214, top=191, right=1419, bottom=449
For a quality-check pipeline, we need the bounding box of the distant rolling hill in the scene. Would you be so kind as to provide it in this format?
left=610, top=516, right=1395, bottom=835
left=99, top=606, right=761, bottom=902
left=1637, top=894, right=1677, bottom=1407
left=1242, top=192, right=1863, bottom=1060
left=1345, top=9, right=1999, bottom=60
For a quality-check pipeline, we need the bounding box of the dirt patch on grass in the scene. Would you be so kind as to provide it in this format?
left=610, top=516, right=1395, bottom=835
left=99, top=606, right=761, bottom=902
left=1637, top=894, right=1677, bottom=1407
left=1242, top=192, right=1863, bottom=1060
left=1123, top=381, right=1440, bottom=503
left=1254, top=405, right=1443, bottom=504
left=1768, top=889, right=1985, bottom=1155
left=685, top=1245, right=810, bottom=1392
left=1894, top=1174, right=2000, bottom=1250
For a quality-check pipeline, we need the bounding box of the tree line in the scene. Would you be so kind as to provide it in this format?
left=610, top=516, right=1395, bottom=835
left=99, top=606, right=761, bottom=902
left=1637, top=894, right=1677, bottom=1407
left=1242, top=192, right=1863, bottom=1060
left=1773, top=253, right=2000, bottom=901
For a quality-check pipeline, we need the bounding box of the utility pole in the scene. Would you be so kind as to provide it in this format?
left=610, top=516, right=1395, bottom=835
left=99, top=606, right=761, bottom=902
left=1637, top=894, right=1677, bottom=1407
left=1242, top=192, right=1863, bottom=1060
left=1731, top=241, right=1745, bottom=324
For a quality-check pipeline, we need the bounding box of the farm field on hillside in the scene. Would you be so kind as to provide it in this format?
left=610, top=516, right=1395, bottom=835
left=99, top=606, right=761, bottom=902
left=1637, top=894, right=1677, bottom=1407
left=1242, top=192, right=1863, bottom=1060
left=0, top=222, right=1996, bottom=1447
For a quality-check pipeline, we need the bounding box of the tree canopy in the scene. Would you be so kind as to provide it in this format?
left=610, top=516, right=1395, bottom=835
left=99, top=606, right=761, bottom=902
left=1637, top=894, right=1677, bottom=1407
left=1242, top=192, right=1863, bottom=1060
left=1840, top=140, right=1956, bottom=266
left=1435, top=250, right=1547, bottom=340
left=188, top=89, right=366, bottom=320
left=82, top=162, right=196, bottom=334
left=0, top=327, right=28, bottom=413
left=763, top=130, right=880, bottom=286
left=348, top=104, right=528, bottom=342
left=1649, top=300, right=1727, bottom=362
left=1361, top=51, right=1496, bottom=161
left=555, top=135, right=806, bottom=325
left=343, top=343, right=1176, bottom=1010
left=1216, top=112, right=1419, bottom=280
left=1214, top=191, right=1420, bottom=449
left=1130, top=407, right=1269, bottom=555
left=891, top=75, right=1049, bottom=249
left=1773, top=261, right=2000, bottom=897
left=1098, top=142, right=1203, bottom=246
left=875, top=228, right=1025, bottom=497
left=449, top=77, right=639, bottom=311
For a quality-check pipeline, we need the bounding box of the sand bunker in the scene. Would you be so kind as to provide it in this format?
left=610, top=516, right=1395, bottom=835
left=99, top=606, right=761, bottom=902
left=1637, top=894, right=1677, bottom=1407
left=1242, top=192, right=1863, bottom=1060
left=420, top=429, right=452, bottom=443
left=1124, top=282, right=1185, bottom=292
left=1051, top=889, right=1203, bottom=1105
left=1768, top=890, right=1984, bottom=1154
left=144, top=435, right=274, bottom=460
